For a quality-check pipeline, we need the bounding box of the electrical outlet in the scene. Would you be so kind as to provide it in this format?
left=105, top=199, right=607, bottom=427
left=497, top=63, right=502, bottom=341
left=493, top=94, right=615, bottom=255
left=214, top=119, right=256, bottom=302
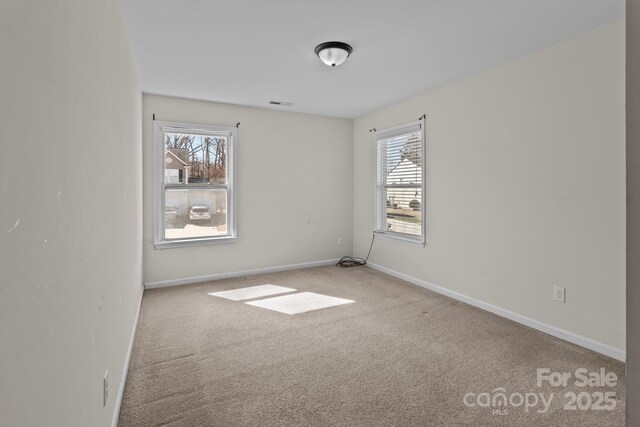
left=553, top=286, right=566, bottom=303
left=337, top=237, right=343, bottom=246
left=103, top=370, right=109, bottom=407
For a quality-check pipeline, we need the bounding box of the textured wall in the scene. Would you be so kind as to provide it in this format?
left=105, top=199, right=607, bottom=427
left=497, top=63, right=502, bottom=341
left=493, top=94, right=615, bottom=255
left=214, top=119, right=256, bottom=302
left=353, top=21, right=625, bottom=353
left=627, top=0, right=639, bottom=423
left=142, top=95, right=353, bottom=284
left=0, top=1, right=143, bottom=425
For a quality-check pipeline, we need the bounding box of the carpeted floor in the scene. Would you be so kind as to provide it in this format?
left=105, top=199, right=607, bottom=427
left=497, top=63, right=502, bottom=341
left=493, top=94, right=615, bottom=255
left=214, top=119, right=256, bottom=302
left=118, top=266, right=625, bottom=426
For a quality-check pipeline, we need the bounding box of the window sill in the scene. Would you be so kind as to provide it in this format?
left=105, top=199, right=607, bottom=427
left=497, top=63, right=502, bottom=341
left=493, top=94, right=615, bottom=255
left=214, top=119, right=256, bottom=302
left=154, top=236, right=237, bottom=250
left=374, top=231, right=425, bottom=247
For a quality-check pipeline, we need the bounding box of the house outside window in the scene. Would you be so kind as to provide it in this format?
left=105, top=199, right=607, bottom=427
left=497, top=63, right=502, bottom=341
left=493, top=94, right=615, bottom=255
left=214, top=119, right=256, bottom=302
left=375, top=120, right=425, bottom=244
left=164, top=148, right=190, bottom=184
left=154, top=121, right=237, bottom=249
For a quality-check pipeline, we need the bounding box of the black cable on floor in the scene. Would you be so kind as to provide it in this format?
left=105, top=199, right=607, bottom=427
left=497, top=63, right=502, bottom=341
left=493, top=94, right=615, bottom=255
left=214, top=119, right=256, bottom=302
left=336, top=234, right=376, bottom=267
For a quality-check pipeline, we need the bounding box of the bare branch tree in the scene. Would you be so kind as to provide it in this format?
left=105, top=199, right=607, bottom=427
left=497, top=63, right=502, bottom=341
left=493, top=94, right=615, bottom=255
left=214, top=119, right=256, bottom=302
left=164, top=133, right=227, bottom=183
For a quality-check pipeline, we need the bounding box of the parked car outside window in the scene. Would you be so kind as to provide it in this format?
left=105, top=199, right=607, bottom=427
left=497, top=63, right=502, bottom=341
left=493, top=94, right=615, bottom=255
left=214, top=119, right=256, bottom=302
left=189, top=205, right=211, bottom=222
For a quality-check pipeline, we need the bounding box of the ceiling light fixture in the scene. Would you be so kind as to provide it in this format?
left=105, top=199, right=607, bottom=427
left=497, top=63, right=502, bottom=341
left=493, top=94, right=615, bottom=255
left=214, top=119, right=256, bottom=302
left=314, top=41, right=353, bottom=67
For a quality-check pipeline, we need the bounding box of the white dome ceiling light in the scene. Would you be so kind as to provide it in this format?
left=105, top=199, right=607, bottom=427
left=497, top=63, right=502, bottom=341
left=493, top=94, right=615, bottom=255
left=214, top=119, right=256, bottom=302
left=314, top=41, right=353, bottom=67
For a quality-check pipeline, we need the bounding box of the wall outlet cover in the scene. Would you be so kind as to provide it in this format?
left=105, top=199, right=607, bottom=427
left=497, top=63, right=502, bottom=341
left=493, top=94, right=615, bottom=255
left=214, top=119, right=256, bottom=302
left=553, top=286, right=566, bottom=303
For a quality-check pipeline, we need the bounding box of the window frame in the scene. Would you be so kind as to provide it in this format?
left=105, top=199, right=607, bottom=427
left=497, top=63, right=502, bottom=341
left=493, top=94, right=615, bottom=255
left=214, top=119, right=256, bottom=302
left=153, top=120, right=238, bottom=249
left=374, top=120, right=426, bottom=246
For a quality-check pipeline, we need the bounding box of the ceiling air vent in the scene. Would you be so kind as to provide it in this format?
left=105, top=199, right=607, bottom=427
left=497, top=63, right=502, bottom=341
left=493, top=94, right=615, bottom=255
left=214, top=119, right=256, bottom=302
left=269, top=100, right=294, bottom=107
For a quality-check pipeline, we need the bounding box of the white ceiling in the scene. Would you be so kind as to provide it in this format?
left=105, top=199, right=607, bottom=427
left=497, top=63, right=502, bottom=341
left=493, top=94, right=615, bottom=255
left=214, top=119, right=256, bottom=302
left=119, top=0, right=624, bottom=119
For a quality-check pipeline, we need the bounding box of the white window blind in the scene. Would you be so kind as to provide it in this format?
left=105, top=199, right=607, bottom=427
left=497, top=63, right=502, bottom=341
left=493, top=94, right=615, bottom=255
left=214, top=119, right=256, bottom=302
left=376, top=121, right=425, bottom=242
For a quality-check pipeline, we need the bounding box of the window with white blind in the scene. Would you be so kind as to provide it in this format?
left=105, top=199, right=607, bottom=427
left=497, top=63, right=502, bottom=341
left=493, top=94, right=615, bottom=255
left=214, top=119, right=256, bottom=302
left=375, top=120, right=425, bottom=244
left=153, top=120, right=237, bottom=249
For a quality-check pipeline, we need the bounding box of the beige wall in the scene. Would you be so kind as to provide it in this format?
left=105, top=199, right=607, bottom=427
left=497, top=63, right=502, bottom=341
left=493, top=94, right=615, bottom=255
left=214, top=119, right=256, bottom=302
left=143, top=95, right=353, bottom=284
left=0, top=1, right=143, bottom=426
left=353, top=21, right=625, bottom=352
left=627, top=0, right=640, bottom=423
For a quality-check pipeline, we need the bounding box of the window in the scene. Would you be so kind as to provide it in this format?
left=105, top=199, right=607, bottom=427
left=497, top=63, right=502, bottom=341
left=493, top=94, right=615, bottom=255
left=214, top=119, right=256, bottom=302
left=154, top=121, right=237, bottom=249
left=375, top=120, right=425, bottom=244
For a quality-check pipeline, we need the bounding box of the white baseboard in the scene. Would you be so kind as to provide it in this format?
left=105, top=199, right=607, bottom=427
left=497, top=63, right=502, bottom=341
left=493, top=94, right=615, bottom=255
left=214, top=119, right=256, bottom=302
left=111, top=286, right=144, bottom=427
left=144, top=259, right=338, bottom=289
left=366, top=262, right=625, bottom=362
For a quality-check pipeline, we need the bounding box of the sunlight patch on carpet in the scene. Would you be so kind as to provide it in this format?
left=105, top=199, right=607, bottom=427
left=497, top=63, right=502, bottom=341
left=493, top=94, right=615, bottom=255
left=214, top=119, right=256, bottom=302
left=209, top=284, right=297, bottom=301
left=245, top=292, right=354, bottom=314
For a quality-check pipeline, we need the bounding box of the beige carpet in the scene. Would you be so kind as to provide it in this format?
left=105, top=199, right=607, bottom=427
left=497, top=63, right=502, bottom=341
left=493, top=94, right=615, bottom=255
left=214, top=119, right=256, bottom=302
left=118, top=266, right=625, bottom=426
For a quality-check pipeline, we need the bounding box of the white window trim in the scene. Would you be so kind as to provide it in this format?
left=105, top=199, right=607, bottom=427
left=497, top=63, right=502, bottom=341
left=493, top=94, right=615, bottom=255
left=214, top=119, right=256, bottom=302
left=153, top=120, right=238, bottom=249
left=374, top=119, right=426, bottom=246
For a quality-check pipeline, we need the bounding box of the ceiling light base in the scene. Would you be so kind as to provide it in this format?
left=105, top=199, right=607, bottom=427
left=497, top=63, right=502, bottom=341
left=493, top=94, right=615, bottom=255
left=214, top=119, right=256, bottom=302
left=314, top=41, right=353, bottom=67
